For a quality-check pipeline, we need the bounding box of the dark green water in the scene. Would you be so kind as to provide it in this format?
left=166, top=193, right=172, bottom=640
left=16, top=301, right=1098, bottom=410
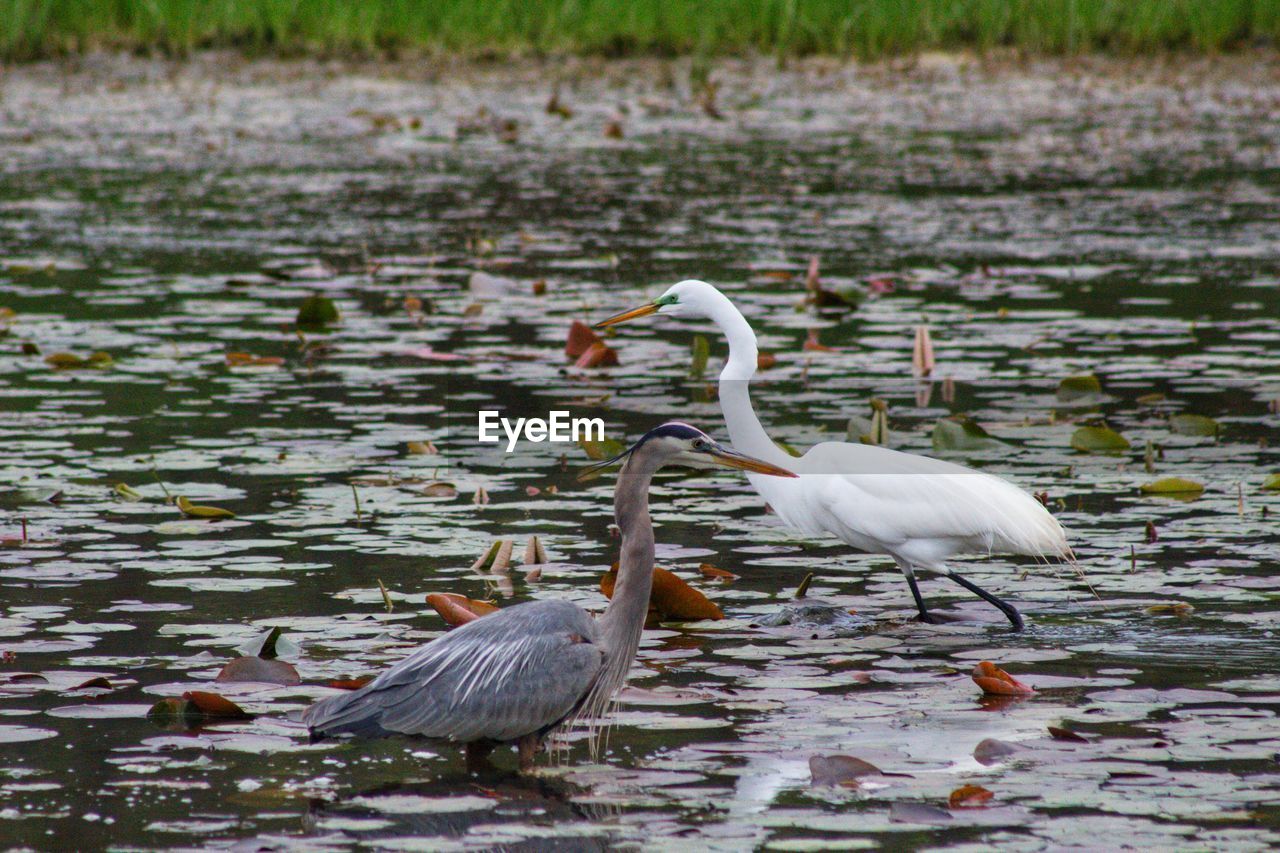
left=0, top=56, right=1278, bottom=850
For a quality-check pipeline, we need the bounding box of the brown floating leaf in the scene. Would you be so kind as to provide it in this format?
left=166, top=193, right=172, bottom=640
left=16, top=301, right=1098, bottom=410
left=698, top=563, right=738, bottom=582
left=972, top=661, right=1035, bottom=696
left=427, top=593, right=500, bottom=628
left=756, top=352, right=777, bottom=370
left=809, top=754, right=885, bottom=787
left=2, top=673, right=48, bottom=684
left=327, top=676, right=374, bottom=690
left=225, top=352, right=284, bottom=367
left=523, top=535, right=548, bottom=565
left=1048, top=725, right=1089, bottom=743
left=182, top=691, right=252, bottom=719
left=601, top=565, right=724, bottom=621
left=422, top=481, right=457, bottom=497
left=565, top=320, right=602, bottom=359
left=603, top=120, right=624, bottom=139
left=175, top=496, right=235, bottom=519
left=948, top=784, right=995, bottom=809
left=406, top=440, right=438, bottom=455
left=71, top=676, right=112, bottom=691
left=912, top=325, right=935, bottom=377
left=147, top=697, right=189, bottom=723
left=215, top=656, right=301, bottom=686
left=574, top=341, right=619, bottom=368
left=973, top=737, right=1021, bottom=766
left=1146, top=601, right=1195, bottom=617
left=803, top=329, right=834, bottom=352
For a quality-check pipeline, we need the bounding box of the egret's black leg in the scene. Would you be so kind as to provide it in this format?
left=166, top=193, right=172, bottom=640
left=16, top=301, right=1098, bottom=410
left=904, top=572, right=936, bottom=623
left=946, top=571, right=1024, bottom=632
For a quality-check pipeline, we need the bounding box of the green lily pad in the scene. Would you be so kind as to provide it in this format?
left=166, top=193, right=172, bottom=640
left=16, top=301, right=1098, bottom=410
left=296, top=294, right=340, bottom=327
left=1169, top=414, right=1219, bottom=437
left=1140, top=477, right=1205, bottom=495
left=1261, top=473, right=1280, bottom=491
left=1071, top=425, right=1130, bottom=453
left=689, top=335, right=710, bottom=380
left=1057, top=374, right=1102, bottom=403
left=932, top=416, right=1003, bottom=451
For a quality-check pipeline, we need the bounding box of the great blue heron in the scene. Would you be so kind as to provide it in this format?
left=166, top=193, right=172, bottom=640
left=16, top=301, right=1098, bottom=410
left=302, top=422, right=796, bottom=770
left=597, top=280, right=1074, bottom=631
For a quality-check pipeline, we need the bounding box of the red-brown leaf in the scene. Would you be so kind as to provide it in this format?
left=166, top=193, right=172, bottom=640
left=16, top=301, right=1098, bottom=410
left=565, top=320, right=602, bottom=359
left=972, top=660, right=1036, bottom=696
left=327, top=676, right=374, bottom=690
left=426, top=592, right=499, bottom=628
left=573, top=341, right=619, bottom=368
left=948, top=784, right=994, bottom=809
left=182, top=690, right=252, bottom=719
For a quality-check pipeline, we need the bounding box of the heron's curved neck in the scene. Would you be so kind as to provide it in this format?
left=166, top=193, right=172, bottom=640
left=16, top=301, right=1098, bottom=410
left=597, top=445, right=662, bottom=682
left=705, top=290, right=785, bottom=464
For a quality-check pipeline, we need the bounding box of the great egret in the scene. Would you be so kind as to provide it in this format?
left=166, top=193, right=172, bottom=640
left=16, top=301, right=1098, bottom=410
left=597, top=280, right=1074, bottom=631
left=302, top=422, right=796, bottom=770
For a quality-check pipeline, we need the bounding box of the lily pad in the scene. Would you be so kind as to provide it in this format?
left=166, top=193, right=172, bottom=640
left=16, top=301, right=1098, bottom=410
left=932, top=416, right=1003, bottom=452
left=1071, top=425, right=1130, bottom=453
left=1168, top=414, right=1219, bottom=437
left=1139, top=477, right=1205, bottom=496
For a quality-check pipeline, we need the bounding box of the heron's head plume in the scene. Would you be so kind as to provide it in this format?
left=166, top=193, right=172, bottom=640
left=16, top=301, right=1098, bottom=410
left=578, top=421, right=795, bottom=480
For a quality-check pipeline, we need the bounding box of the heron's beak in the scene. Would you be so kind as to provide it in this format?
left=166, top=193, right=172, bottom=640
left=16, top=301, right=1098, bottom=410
left=703, top=443, right=797, bottom=478
left=595, top=301, right=659, bottom=329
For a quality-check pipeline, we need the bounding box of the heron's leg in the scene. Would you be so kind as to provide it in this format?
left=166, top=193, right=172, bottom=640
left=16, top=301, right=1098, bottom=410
left=896, top=559, right=936, bottom=623
left=945, top=570, right=1024, bottom=632
left=517, top=734, right=541, bottom=772
left=465, top=740, right=495, bottom=772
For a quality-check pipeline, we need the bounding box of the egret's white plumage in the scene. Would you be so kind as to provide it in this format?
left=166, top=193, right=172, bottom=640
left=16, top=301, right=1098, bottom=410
left=599, top=280, right=1074, bottom=629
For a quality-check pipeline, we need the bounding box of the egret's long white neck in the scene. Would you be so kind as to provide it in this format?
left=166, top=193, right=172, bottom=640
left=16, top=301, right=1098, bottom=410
left=701, top=288, right=787, bottom=465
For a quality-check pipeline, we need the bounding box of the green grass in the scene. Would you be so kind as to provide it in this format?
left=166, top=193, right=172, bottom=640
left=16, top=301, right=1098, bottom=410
left=2, top=0, right=1278, bottom=61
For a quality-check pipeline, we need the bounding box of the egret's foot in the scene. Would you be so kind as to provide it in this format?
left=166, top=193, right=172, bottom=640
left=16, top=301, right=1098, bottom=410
left=945, top=571, right=1024, bottom=632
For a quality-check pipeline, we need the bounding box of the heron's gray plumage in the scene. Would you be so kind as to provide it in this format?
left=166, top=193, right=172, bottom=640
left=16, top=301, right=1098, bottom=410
left=302, top=599, right=602, bottom=743
left=301, top=422, right=759, bottom=763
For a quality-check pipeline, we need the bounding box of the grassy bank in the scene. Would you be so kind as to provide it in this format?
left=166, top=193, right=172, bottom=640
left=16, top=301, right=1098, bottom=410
left=3, top=0, right=1278, bottom=61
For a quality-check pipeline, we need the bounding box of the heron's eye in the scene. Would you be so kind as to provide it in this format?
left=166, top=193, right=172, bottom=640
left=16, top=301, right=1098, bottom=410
left=692, top=438, right=707, bottom=450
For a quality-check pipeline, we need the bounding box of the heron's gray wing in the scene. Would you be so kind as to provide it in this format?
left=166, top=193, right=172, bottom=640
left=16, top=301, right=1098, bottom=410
left=302, top=599, right=603, bottom=743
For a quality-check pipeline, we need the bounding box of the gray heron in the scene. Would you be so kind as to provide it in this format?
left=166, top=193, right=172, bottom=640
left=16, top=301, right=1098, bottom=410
left=302, top=421, right=796, bottom=770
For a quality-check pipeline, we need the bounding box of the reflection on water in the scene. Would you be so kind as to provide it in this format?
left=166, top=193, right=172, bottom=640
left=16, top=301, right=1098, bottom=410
left=0, top=55, right=1278, bottom=848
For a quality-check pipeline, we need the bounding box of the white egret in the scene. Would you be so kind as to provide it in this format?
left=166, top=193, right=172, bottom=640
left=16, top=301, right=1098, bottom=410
left=597, top=280, right=1074, bottom=631
left=302, top=422, right=796, bottom=770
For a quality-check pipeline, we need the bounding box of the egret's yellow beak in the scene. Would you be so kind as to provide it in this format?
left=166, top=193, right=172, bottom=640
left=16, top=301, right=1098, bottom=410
left=595, top=302, right=659, bottom=329
left=703, top=443, right=797, bottom=478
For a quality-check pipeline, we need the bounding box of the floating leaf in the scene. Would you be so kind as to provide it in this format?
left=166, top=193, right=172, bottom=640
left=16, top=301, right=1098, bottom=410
left=426, top=593, right=499, bottom=627
left=44, top=351, right=112, bottom=370
left=422, top=481, right=457, bottom=497
left=71, top=676, right=112, bottom=691
left=236, top=626, right=298, bottom=659
left=948, top=784, right=994, bottom=809
left=113, top=483, right=144, bottom=502
left=756, top=352, right=777, bottom=370
left=523, top=535, right=548, bottom=566
left=574, top=341, right=619, bottom=368
left=698, top=563, right=738, bottom=582
left=803, top=329, right=834, bottom=352
left=182, top=691, right=252, bottom=719
left=147, top=697, right=190, bottom=724
left=565, top=321, right=602, bottom=359
left=973, top=738, right=1021, bottom=766
left=809, top=754, right=884, bottom=787
left=327, top=676, right=374, bottom=690
left=175, top=496, right=235, bottom=519
left=1263, top=473, right=1280, bottom=491
left=1146, top=601, right=1195, bottom=617
left=1169, top=413, right=1220, bottom=437
left=889, top=802, right=953, bottom=824
left=601, top=565, right=724, bottom=621
left=406, top=440, right=438, bottom=455
left=1057, top=374, right=1102, bottom=402
left=912, top=325, right=935, bottom=377
left=225, top=352, right=284, bottom=367
left=932, top=416, right=1003, bottom=452
left=215, top=656, right=300, bottom=686
left=1048, top=725, right=1089, bottom=743
left=972, top=661, right=1036, bottom=696
left=1070, top=425, right=1130, bottom=453
left=296, top=295, right=339, bottom=327
left=469, top=540, right=512, bottom=573
left=1140, top=477, right=1204, bottom=496
left=1136, top=391, right=1166, bottom=405
left=579, top=436, right=626, bottom=461
left=689, top=335, right=710, bottom=380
